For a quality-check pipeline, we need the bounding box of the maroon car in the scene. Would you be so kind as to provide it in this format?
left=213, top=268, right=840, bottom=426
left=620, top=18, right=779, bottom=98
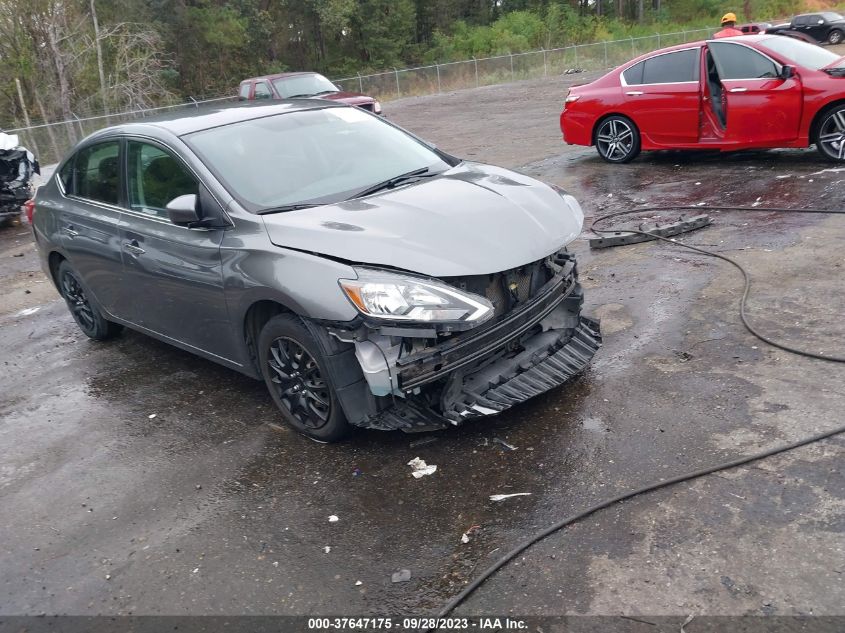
left=238, top=72, right=382, bottom=115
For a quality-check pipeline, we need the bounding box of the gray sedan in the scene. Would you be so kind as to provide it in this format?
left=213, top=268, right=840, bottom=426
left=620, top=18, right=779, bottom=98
left=32, top=101, right=600, bottom=441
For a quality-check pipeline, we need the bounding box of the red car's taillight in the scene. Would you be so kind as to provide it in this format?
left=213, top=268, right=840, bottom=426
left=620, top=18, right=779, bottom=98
left=23, top=199, right=35, bottom=224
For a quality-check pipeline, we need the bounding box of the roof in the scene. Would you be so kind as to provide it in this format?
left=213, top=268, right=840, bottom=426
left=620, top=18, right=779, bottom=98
left=86, top=100, right=342, bottom=139
left=241, top=71, right=321, bottom=82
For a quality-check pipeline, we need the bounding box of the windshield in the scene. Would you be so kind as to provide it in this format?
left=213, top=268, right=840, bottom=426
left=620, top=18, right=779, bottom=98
left=272, top=74, right=339, bottom=98
left=185, top=107, right=451, bottom=212
left=823, top=12, right=843, bottom=21
left=757, top=35, right=842, bottom=70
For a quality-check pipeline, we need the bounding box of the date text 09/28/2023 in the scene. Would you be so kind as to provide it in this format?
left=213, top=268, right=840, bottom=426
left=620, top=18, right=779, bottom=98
left=306, top=617, right=528, bottom=630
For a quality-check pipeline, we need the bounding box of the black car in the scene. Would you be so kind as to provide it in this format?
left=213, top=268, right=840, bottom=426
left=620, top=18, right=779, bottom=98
left=768, top=12, right=845, bottom=45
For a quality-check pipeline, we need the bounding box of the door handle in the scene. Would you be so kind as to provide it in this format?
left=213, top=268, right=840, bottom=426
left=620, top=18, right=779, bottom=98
left=626, top=91, right=644, bottom=95
left=123, top=240, right=146, bottom=255
left=62, top=225, right=78, bottom=237
left=729, top=87, right=748, bottom=92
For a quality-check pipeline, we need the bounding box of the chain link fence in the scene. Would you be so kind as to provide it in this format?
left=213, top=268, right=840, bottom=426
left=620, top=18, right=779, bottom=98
left=333, top=28, right=712, bottom=98
left=7, top=28, right=712, bottom=165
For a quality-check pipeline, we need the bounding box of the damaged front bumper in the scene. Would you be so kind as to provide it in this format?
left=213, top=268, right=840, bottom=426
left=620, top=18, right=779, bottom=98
left=329, top=251, right=601, bottom=432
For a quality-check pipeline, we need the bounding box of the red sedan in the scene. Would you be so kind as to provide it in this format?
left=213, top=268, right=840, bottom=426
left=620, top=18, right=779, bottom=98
left=560, top=35, right=845, bottom=163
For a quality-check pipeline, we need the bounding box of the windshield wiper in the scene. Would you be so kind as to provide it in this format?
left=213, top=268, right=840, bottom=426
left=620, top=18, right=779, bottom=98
left=286, top=93, right=316, bottom=99
left=352, top=167, right=439, bottom=199
left=258, top=203, right=320, bottom=215
left=312, top=89, right=339, bottom=96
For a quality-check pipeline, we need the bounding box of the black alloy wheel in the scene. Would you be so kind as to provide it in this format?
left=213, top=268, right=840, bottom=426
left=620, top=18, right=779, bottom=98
left=258, top=313, right=352, bottom=442
left=57, top=261, right=123, bottom=340
left=595, top=115, right=641, bottom=164
left=816, top=105, right=845, bottom=162
left=267, top=337, right=332, bottom=429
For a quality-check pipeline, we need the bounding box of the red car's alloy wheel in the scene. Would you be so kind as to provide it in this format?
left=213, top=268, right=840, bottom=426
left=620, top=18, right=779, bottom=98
left=595, top=116, right=641, bottom=163
left=817, top=107, right=845, bottom=162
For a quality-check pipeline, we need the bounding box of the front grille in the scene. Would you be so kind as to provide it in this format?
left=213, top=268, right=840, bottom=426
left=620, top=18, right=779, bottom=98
left=442, top=257, right=553, bottom=319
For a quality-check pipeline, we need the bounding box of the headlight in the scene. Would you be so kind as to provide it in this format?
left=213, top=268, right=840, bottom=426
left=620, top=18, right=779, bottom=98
left=339, top=270, right=493, bottom=324
left=373, top=100, right=382, bottom=114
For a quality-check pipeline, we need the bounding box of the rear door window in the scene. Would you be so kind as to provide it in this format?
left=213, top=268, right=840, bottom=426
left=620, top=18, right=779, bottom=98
left=642, top=49, right=700, bottom=83
left=709, top=42, right=779, bottom=79
left=73, top=141, right=121, bottom=206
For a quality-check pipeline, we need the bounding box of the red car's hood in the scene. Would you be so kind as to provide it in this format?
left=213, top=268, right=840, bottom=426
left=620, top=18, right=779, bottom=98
left=319, top=91, right=375, bottom=106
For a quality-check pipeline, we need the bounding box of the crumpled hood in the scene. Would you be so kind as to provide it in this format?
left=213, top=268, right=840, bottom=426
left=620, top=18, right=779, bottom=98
left=261, top=162, right=583, bottom=277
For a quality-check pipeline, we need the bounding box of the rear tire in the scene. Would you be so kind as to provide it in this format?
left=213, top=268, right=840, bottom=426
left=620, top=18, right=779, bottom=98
left=814, top=104, right=845, bottom=162
left=828, top=29, right=843, bottom=45
left=594, top=115, right=641, bottom=164
left=57, top=261, right=123, bottom=340
left=258, top=314, right=352, bottom=442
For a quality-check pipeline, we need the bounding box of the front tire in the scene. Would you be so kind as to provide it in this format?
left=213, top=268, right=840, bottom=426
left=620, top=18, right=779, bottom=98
left=258, top=314, right=352, bottom=442
left=828, top=29, right=843, bottom=45
left=815, top=104, right=845, bottom=162
left=58, top=261, right=123, bottom=340
left=595, top=115, right=641, bottom=164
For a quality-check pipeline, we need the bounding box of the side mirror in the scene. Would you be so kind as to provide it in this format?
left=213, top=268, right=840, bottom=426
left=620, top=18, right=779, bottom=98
left=780, top=65, right=796, bottom=79
left=166, top=194, right=200, bottom=225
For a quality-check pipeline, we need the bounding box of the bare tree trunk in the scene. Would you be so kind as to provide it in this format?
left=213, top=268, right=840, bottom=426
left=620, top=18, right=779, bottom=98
left=14, top=78, right=41, bottom=159
left=44, top=20, right=76, bottom=144
left=33, top=87, right=61, bottom=164
left=90, top=0, right=109, bottom=118
left=637, top=0, right=644, bottom=22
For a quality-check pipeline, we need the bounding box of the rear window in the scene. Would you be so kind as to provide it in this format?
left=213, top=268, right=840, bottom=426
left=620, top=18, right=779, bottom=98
left=624, top=49, right=699, bottom=85
left=73, top=141, right=121, bottom=206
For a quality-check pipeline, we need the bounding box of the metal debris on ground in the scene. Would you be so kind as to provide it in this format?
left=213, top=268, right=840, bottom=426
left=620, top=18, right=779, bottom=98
left=489, top=493, right=532, bottom=502
left=589, top=214, right=713, bottom=249
left=391, top=569, right=411, bottom=583
left=409, top=436, right=438, bottom=448
left=407, top=457, right=437, bottom=478
left=493, top=437, right=517, bottom=451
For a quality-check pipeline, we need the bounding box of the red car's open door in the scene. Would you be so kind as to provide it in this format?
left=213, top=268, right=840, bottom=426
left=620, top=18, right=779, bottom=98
left=708, top=41, right=802, bottom=145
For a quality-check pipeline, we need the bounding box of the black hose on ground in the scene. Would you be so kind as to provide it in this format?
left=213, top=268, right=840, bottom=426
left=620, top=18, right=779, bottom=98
left=431, top=205, right=845, bottom=623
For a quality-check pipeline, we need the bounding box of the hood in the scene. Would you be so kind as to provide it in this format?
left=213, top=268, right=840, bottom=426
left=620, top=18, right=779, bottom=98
left=261, top=162, right=583, bottom=277
left=319, top=91, right=375, bottom=106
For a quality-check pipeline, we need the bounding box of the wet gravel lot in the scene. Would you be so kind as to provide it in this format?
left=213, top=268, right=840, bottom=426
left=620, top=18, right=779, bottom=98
left=1, top=73, right=844, bottom=620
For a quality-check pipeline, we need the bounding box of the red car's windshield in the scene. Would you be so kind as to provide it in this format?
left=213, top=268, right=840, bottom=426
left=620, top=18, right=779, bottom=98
left=756, top=35, right=842, bottom=69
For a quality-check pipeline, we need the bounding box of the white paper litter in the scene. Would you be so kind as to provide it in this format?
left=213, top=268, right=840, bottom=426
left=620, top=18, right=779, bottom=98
left=461, top=533, right=470, bottom=544
left=328, top=515, right=339, bottom=522
left=407, top=457, right=437, bottom=478
left=489, top=493, right=532, bottom=502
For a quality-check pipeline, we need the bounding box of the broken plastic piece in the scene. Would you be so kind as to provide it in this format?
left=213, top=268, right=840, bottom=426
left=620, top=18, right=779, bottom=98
left=493, top=437, right=517, bottom=451
left=407, top=457, right=437, bottom=478
left=391, top=569, right=411, bottom=583
left=489, top=493, right=532, bottom=502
